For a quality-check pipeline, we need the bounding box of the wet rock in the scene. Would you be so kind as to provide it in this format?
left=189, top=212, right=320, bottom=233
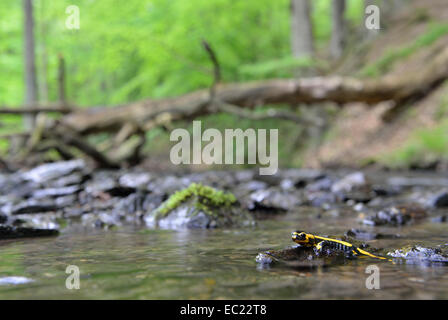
left=47, top=172, right=87, bottom=188
left=305, top=191, right=337, bottom=207
left=277, top=169, right=325, bottom=190
left=234, top=170, right=255, bottom=183
left=85, top=173, right=135, bottom=197
left=81, top=212, right=120, bottom=229
left=145, top=183, right=253, bottom=229
left=427, top=190, right=448, bottom=208
left=372, top=185, right=401, bottom=197
left=388, top=246, right=448, bottom=264
left=331, top=172, right=368, bottom=193
left=341, top=189, right=376, bottom=203
left=113, top=191, right=164, bottom=222
left=186, top=171, right=236, bottom=190
left=362, top=205, right=427, bottom=226
left=63, top=207, right=85, bottom=218
left=431, top=215, right=447, bottom=223
left=10, top=211, right=61, bottom=230
left=388, top=176, right=448, bottom=188
left=306, top=176, right=333, bottom=192
left=256, top=246, right=346, bottom=269
left=0, top=225, right=59, bottom=239
left=247, top=187, right=301, bottom=212
left=118, top=172, right=152, bottom=189
left=32, top=185, right=81, bottom=199
left=233, top=180, right=268, bottom=198
left=55, top=194, right=77, bottom=207
left=21, top=159, right=85, bottom=183
left=11, top=199, right=60, bottom=215
left=147, top=175, right=191, bottom=195
left=345, top=229, right=400, bottom=241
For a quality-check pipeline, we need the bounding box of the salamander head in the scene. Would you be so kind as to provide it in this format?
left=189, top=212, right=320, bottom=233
left=291, top=230, right=315, bottom=246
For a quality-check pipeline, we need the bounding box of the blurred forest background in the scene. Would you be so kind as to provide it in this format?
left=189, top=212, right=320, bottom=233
left=1, top=0, right=447, bottom=171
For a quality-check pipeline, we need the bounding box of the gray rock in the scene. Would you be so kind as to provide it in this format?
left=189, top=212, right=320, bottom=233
left=388, top=246, right=448, bottom=264
left=119, top=172, right=152, bottom=189
left=248, top=187, right=301, bottom=211
left=32, top=185, right=81, bottom=199
left=331, top=172, right=367, bottom=193
left=22, top=159, right=85, bottom=183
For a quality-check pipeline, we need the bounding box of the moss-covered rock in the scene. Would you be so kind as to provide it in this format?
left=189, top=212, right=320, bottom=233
left=144, top=183, right=254, bottom=229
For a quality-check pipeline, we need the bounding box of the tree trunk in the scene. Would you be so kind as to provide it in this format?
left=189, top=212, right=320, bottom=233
left=58, top=54, right=66, bottom=106
left=331, top=0, right=346, bottom=59
left=290, top=0, right=314, bottom=58
left=23, top=0, right=38, bottom=130
left=38, top=0, right=48, bottom=104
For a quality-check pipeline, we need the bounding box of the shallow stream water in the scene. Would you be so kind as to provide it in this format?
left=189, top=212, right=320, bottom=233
left=0, top=206, right=447, bottom=299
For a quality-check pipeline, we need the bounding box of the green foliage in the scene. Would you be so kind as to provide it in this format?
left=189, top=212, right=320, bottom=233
left=239, top=56, right=315, bottom=79
left=155, top=183, right=236, bottom=218
left=0, top=0, right=367, bottom=107
left=361, top=23, right=448, bottom=77
left=0, top=0, right=364, bottom=163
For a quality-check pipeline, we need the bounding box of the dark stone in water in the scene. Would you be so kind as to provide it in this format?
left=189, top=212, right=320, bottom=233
left=431, top=215, right=447, bottom=223
left=256, top=245, right=350, bottom=269
left=247, top=187, right=301, bottom=212
left=113, top=191, right=164, bottom=222
left=306, top=176, right=333, bottom=192
left=427, top=191, right=448, bottom=208
left=0, top=225, right=59, bottom=239
left=81, top=212, right=120, bottom=229
left=362, top=205, right=427, bottom=226
left=305, top=191, right=337, bottom=207
left=85, top=173, right=135, bottom=197
left=345, top=228, right=399, bottom=241
left=11, top=200, right=59, bottom=215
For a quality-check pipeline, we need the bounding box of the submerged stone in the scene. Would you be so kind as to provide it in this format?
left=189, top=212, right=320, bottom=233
left=362, top=204, right=427, bottom=226
left=11, top=199, right=60, bottom=215
left=427, top=190, right=448, bottom=208
left=0, top=225, right=59, bottom=239
left=256, top=245, right=348, bottom=269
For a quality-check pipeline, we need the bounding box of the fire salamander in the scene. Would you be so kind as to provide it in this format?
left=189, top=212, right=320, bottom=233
left=291, top=231, right=390, bottom=261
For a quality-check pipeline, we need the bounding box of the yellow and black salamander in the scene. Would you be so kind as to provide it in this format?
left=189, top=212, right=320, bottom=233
left=291, top=231, right=390, bottom=261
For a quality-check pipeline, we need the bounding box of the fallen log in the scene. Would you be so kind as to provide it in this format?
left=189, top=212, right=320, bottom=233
left=59, top=45, right=448, bottom=134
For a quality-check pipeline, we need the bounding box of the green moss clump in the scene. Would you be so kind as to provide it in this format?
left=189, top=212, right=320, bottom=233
left=155, top=183, right=237, bottom=218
